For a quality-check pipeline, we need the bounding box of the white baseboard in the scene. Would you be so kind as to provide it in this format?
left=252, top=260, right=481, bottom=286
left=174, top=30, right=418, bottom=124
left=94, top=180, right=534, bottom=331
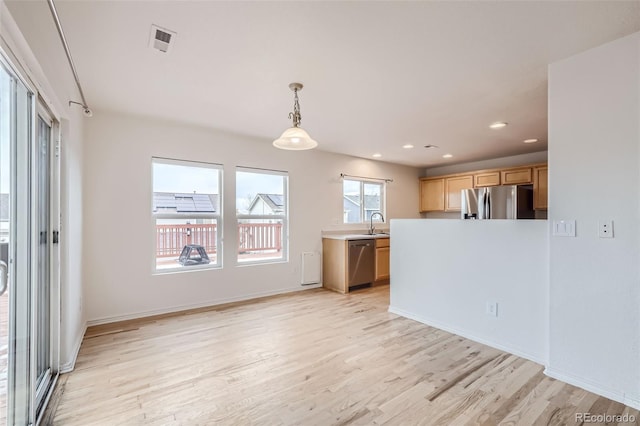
left=87, top=284, right=322, bottom=327
left=544, top=367, right=640, bottom=410
left=388, top=305, right=546, bottom=365
left=60, top=322, right=87, bottom=373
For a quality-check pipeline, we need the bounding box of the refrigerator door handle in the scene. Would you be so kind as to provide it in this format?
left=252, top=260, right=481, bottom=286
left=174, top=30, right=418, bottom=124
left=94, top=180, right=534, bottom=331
left=485, top=190, right=491, bottom=219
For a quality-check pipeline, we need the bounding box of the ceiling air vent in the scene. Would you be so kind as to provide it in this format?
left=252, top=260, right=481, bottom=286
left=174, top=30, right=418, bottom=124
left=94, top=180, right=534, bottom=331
left=149, top=25, right=176, bottom=53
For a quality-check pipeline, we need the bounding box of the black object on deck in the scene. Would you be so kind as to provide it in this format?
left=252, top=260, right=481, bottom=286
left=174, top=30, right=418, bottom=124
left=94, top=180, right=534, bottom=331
left=178, top=244, right=210, bottom=266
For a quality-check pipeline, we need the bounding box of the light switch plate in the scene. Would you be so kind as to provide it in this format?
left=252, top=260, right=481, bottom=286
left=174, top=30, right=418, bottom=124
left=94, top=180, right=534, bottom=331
left=552, top=220, right=576, bottom=237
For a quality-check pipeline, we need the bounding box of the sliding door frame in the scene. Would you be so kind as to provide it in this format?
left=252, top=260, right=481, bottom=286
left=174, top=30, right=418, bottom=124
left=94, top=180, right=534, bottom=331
left=0, top=46, right=61, bottom=425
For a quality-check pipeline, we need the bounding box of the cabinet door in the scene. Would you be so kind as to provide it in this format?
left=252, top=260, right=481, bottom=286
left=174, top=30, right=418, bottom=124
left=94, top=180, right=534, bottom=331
left=501, top=167, right=532, bottom=185
left=474, top=172, right=500, bottom=187
left=445, top=175, right=474, bottom=211
left=419, top=179, right=444, bottom=212
left=375, top=246, right=390, bottom=281
left=533, top=166, right=548, bottom=210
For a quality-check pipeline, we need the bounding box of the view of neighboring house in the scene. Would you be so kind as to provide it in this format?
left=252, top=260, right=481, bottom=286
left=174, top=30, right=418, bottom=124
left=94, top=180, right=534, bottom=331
left=247, top=193, right=284, bottom=217
left=343, top=194, right=381, bottom=223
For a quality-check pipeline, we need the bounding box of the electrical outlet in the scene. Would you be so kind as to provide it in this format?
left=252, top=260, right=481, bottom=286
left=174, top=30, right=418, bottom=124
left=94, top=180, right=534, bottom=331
left=598, top=220, right=614, bottom=238
left=486, top=301, right=498, bottom=317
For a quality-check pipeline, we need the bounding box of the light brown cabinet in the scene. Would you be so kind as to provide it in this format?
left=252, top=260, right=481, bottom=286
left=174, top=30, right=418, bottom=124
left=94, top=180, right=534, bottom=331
left=322, top=238, right=349, bottom=293
left=474, top=172, right=500, bottom=187
left=419, top=163, right=547, bottom=213
left=375, top=238, right=390, bottom=282
left=501, top=167, right=533, bottom=185
left=445, top=175, right=474, bottom=211
left=419, top=178, right=445, bottom=212
left=533, top=166, right=548, bottom=210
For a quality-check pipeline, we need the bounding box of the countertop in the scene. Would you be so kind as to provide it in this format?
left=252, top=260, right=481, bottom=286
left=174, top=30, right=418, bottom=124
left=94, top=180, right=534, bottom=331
left=322, top=233, right=390, bottom=240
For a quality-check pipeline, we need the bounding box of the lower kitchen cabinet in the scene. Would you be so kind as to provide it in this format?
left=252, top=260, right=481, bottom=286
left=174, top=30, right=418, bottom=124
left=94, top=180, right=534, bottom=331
left=322, top=238, right=349, bottom=293
left=375, top=238, right=390, bottom=282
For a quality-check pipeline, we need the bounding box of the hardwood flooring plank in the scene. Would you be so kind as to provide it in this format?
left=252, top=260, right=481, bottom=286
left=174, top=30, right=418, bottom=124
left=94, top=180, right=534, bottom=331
left=49, top=285, right=639, bottom=425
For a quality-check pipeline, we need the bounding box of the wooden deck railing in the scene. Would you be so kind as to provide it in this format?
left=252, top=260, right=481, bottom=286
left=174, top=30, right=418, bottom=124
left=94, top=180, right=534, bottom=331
left=156, top=224, right=218, bottom=258
left=238, top=222, right=283, bottom=254
left=156, top=222, right=282, bottom=257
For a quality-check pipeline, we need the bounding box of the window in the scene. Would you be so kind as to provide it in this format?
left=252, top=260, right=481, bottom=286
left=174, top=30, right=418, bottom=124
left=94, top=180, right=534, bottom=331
left=152, top=158, right=222, bottom=272
left=343, top=179, right=385, bottom=223
left=236, top=167, right=288, bottom=264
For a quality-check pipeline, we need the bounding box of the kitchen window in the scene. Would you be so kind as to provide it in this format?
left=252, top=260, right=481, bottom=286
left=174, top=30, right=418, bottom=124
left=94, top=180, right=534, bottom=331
left=152, top=158, right=222, bottom=272
left=343, top=178, right=385, bottom=224
left=236, top=167, right=288, bottom=264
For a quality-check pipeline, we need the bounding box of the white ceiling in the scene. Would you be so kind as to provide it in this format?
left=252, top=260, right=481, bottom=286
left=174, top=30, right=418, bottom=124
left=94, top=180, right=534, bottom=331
left=7, top=1, right=640, bottom=167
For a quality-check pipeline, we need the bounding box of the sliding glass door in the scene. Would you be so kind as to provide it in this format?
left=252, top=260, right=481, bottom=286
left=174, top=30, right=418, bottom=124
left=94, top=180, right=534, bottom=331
left=0, top=52, right=59, bottom=425
left=34, top=109, right=55, bottom=418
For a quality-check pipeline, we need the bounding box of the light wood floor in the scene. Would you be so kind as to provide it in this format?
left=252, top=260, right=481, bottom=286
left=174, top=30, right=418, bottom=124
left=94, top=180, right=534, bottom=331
left=51, top=286, right=639, bottom=425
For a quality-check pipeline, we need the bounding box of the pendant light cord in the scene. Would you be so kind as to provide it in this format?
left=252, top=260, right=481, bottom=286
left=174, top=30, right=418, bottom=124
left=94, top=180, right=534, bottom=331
left=288, top=88, right=301, bottom=128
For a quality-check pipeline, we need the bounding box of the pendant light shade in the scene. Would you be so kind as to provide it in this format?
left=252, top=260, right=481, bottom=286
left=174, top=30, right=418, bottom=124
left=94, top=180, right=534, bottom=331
left=273, top=82, right=318, bottom=150
left=273, top=127, right=318, bottom=150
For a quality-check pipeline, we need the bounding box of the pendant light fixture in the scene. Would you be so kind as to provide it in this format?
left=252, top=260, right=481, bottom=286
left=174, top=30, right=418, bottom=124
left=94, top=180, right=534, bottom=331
left=273, top=82, right=318, bottom=150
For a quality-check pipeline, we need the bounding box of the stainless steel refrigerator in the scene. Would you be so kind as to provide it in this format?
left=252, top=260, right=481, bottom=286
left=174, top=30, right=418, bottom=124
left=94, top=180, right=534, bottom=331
left=461, top=185, right=535, bottom=219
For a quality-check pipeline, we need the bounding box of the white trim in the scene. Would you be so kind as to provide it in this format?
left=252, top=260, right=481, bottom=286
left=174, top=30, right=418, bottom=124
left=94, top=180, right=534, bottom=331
left=388, top=305, right=546, bottom=365
left=544, top=367, right=640, bottom=411
left=86, top=284, right=321, bottom=327
left=236, top=165, right=288, bottom=176
left=59, top=322, right=86, bottom=374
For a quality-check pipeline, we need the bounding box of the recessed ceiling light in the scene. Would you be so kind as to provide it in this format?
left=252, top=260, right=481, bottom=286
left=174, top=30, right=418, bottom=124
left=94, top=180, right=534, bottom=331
left=523, top=138, right=539, bottom=144
left=489, top=122, right=508, bottom=129
left=442, top=154, right=453, bottom=159
left=372, top=153, right=382, bottom=158
left=402, top=144, right=414, bottom=149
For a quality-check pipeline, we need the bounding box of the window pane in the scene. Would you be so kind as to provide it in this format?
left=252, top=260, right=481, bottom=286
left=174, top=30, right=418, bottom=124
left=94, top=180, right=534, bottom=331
left=343, top=179, right=362, bottom=223
left=343, top=179, right=385, bottom=224
left=153, top=162, right=219, bottom=194
left=364, top=183, right=382, bottom=222
left=238, top=218, right=284, bottom=263
left=236, top=168, right=288, bottom=264
left=152, top=159, right=222, bottom=272
left=236, top=171, right=285, bottom=215
left=155, top=218, right=218, bottom=270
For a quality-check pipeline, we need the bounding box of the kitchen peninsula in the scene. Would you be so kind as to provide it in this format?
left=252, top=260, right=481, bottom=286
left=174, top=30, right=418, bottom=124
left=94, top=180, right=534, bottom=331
left=388, top=219, right=548, bottom=363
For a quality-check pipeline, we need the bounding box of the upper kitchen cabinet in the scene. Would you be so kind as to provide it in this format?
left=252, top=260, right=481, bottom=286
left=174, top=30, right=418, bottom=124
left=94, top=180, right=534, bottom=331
left=500, top=167, right=533, bottom=185
left=419, top=178, right=445, bottom=212
left=533, top=166, right=548, bottom=210
left=445, top=175, right=473, bottom=211
left=474, top=171, right=500, bottom=187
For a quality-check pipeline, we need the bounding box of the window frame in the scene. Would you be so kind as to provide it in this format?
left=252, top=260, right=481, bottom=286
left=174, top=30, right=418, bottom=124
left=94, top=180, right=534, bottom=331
left=236, top=166, right=289, bottom=265
left=342, top=178, right=386, bottom=224
left=151, top=157, right=223, bottom=273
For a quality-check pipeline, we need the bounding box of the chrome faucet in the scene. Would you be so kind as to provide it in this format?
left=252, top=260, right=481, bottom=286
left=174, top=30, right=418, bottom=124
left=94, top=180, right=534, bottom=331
left=369, top=212, right=385, bottom=235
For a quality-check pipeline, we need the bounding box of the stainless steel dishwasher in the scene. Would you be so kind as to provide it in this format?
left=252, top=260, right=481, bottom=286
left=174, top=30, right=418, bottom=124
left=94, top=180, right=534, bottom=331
left=348, top=239, right=375, bottom=287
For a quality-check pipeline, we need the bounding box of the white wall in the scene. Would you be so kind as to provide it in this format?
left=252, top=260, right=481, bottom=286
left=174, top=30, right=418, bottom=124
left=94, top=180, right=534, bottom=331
left=1, top=2, right=87, bottom=371
left=547, top=32, right=640, bottom=408
left=389, top=219, right=548, bottom=363
left=84, top=111, right=421, bottom=323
